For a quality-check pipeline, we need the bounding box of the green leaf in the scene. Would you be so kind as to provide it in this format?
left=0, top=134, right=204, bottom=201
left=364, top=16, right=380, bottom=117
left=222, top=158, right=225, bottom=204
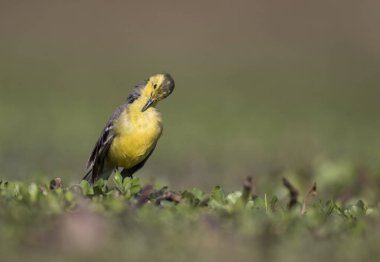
left=28, top=183, right=39, bottom=203
left=122, top=177, right=132, bottom=192
left=130, top=178, right=142, bottom=195
left=211, top=186, right=225, bottom=203
left=64, top=191, right=75, bottom=203
left=113, top=172, right=123, bottom=189
left=356, top=200, right=366, bottom=212
left=226, top=191, right=242, bottom=205
left=94, top=179, right=107, bottom=195
left=80, top=180, right=94, bottom=196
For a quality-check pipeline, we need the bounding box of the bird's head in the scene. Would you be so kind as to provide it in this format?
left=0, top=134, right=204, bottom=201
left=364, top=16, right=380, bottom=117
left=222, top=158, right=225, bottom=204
left=141, top=73, right=175, bottom=112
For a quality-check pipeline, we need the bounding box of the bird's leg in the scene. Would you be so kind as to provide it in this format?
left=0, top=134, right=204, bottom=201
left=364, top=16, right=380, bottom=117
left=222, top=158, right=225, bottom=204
left=120, top=168, right=134, bottom=179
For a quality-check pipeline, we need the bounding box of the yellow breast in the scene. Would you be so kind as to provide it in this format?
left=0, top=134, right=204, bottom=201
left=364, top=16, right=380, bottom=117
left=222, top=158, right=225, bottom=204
left=108, top=106, right=162, bottom=169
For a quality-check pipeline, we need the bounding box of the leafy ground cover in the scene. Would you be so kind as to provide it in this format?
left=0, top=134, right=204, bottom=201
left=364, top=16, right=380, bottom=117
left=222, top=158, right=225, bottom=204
left=1, top=166, right=380, bottom=262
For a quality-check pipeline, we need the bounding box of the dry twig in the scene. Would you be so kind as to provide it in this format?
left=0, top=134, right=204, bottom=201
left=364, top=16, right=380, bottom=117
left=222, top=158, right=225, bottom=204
left=282, top=177, right=299, bottom=209
left=301, top=182, right=317, bottom=215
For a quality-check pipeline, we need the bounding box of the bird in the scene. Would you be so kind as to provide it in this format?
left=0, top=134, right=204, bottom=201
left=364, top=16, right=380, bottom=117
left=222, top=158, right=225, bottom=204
left=83, top=73, right=175, bottom=184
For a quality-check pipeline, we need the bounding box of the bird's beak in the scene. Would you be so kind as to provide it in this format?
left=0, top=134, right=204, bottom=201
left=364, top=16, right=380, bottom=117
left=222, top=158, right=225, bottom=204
left=141, top=97, right=154, bottom=112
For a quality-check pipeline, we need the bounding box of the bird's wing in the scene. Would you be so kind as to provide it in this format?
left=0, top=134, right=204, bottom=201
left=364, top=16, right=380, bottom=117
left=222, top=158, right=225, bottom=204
left=84, top=104, right=128, bottom=182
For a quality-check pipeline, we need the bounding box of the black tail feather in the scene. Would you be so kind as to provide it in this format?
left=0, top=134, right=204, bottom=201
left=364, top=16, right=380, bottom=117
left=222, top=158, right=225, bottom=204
left=82, top=170, right=94, bottom=184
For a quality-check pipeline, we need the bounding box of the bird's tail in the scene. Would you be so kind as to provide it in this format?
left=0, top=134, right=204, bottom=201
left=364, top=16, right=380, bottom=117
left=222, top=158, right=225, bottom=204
left=82, top=170, right=94, bottom=184
left=82, top=167, right=114, bottom=185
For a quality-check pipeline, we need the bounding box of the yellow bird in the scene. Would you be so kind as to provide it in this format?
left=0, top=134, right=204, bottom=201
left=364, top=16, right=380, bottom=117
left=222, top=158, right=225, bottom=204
left=83, top=73, right=175, bottom=184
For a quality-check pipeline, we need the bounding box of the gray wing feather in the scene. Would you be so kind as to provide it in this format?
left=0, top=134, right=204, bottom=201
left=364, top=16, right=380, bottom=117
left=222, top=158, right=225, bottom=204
left=84, top=104, right=128, bottom=183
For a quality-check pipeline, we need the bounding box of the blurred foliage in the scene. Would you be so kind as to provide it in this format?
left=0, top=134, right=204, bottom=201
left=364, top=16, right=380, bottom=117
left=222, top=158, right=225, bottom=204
left=1, top=1, right=380, bottom=191
left=1, top=160, right=380, bottom=262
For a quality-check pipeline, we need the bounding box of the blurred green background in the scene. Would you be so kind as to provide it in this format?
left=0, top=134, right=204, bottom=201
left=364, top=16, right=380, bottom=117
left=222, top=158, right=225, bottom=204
left=1, top=0, right=379, bottom=192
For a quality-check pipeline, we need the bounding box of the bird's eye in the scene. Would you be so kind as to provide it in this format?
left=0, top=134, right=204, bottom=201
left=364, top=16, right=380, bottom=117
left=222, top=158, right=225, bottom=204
left=153, top=84, right=157, bottom=89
